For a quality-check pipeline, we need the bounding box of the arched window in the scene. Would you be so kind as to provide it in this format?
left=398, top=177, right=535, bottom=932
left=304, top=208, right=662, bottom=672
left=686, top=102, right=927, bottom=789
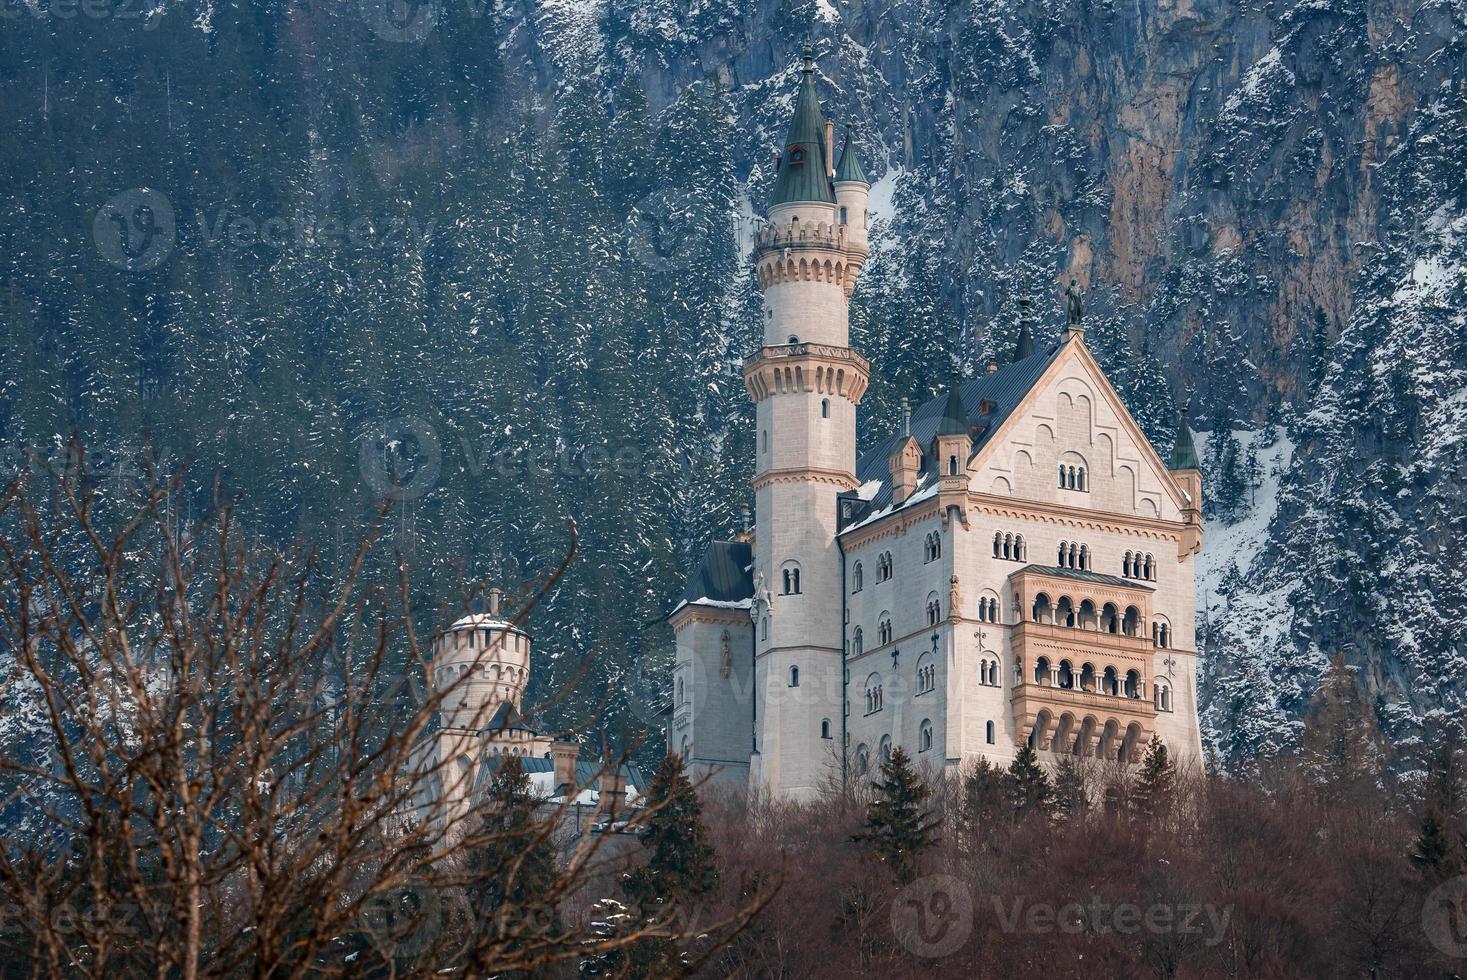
left=865, top=673, right=883, bottom=714
left=1143, top=554, right=1154, bottom=580
left=1077, top=467, right=1087, bottom=491
left=918, top=719, right=933, bottom=753
left=677, top=678, right=685, bottom=704
left=760, top=617, right=768, bottom=642
left=760, top=429, right=767, bottom=453
left=1101, top=603, right=1119, bottom=634
left=986, top=720, right=996, bottom=744
left=852, top=562, right=864, bottom=592
left=787, top=334, right=799, bottom=344
left=1015, top=534, right=1025, bottom=560
left=840, top=206, right=848, bottom=225
left=948, top=455, right=959, bottom=475
left=856, top=744, right=869, bottom=775
left=1058, top=541, right=1068, bottom=566
left=1124, top=552, right=1133, bottom=578
left=851, top=627, right=863, bottom=657
left=926, top=594, right=941, bottom=626
left=993, top=531, right=1002, bottom=558
left=789, top=665, right=800, bottom=687
left=821, top=398, right=830, bottom=418
left=821, top=718, right=832, bottom=738
left=916, top=654, right=935, bottom=694
left=878, top=614, right=893, bottom=646
left=1079, top=544, right=1089, bottom=570
left=1068, top=543, right=1079, bottom=569
left=781, top=561, right=801, bottom=595
left=877, top=552, right=893, bottom=582
left=1034, top=656, right=1052, bottom=686
left=879, top=735, right=892, bottom=765
left=1125, top=670, right=1141, bottom=699
left=1003, top=533, right=1013, bottom=560
left=1058, top=464, right=1067, bottom=488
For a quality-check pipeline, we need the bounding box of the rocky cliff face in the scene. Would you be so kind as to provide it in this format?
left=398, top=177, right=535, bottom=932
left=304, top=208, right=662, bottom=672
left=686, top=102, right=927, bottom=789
left=0, top=0, right=1462, bottom=764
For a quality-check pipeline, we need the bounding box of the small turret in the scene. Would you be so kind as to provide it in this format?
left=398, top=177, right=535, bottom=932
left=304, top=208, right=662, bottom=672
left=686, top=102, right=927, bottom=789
left=769, top=44, right=835, bottom=208
left=833, top=128, right=871, bottom=255
left=1013, top=297, right=1036, bottom=362
left=888, top=398, right=921, bottom=506
left=933, top=379, right=972, bottom=484
left=1169, top=406, right=1203, bottom=539
left=434, top=586, right=532, bottom=733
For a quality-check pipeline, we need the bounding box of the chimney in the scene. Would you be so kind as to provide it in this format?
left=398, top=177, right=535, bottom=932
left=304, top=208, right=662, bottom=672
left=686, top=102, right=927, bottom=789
left=597, top=767, right=626, bottom=816
left=824, top=121, right=835, bottom=177
left=551, top=740, right=579, bottom=798
left=889, top=398, right=920, bottom=506
left=488, top=587, right=502, bottom=618
left=900, top=397, right=911, bottom=436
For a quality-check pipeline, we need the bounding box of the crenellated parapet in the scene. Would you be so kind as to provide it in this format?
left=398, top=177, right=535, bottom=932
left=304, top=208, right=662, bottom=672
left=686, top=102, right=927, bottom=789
left=743, top=342, right=870, bottom=404
left=753, top=216, right=868, bottom=296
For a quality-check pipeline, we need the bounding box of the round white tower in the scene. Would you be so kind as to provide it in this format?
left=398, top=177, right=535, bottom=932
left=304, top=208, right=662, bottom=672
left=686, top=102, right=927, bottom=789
left=433, top=587, right=531, bottom=736
left=744, top=45, right=871, bottom=800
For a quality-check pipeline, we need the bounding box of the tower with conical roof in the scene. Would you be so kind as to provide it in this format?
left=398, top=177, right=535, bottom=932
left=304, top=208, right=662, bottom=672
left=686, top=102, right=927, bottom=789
left=743, top=44, right=872, bottom=800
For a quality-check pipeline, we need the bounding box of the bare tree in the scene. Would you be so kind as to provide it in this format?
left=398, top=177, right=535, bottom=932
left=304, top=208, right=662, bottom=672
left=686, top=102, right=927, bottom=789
left=0, top=445, right=765, bottom=978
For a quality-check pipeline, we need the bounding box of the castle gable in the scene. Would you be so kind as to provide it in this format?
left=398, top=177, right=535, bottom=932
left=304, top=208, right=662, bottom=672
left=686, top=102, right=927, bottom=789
left=972, top=341, right=1188, bottom=523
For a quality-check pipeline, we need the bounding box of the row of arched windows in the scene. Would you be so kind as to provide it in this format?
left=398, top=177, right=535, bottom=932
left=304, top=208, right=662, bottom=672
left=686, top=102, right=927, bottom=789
left=1032, top=656, right=1145, bottom=700
left=993, top=531, right=1027, bottom=561
left=1028, top=711, right=1149, bottom=764
left=877, top=551, right=893, bottom=582
left=1032, top=593, right=1147, bottom=637
left=878, top=616, right=893, bottom=645
left=1152, top=622, right=1171, bottom=648
left=926, top=597, right=942, bottom=626
left=1059, top=464, right=1088, bottom=491
left=917, top=661, right=936, bottom=694
left=1057, top=541, right=1091, bottom=570
left=854, top=734, right=899, bottom=776
left=864, top=676, right=884, bottom=714
left=1123, top=552, right=1156, bottom=581
left=923, top=531, right=942, bottom=563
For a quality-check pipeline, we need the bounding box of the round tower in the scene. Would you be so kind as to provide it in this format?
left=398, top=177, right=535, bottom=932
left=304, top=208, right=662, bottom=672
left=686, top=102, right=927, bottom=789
left=433, top=587, right=531, bottom=734
left=744, top=45, right=872, bottom=800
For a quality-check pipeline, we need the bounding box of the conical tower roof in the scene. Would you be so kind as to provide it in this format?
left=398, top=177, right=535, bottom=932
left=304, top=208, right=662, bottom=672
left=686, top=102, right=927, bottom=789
left=769, top=44, right=836, bottom=207
left=1013, top=297, right=1035, bottom=361
left=835, top=128, right=867, bottom=184
left=1170, top=408, right=1200, bottom=470
left=935, top=378, right=969, bottom=436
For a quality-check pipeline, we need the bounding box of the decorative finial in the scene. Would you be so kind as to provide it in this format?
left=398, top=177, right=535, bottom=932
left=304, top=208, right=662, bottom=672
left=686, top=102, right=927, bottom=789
left=900, top=397, right=911, bottom=436
left=803, top=41, right=814, bottom=73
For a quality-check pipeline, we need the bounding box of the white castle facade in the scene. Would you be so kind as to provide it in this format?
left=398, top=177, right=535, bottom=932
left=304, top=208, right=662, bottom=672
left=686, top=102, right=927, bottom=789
left=668, top=47, right=1205, bottom=801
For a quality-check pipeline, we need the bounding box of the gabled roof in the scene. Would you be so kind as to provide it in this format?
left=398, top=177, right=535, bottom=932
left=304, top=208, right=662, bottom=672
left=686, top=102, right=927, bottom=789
left=675, top=540, right=754, bottom=611
left=849, top=344, right=1061, bottom=518
left=769, top=45, right=836, bottom=207
left=1016, top=564, right=1155, bottom=592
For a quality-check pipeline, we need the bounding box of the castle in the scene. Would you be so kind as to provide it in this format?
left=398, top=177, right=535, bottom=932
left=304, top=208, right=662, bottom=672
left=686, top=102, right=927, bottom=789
left=668, top=47, right=1205, bottom=801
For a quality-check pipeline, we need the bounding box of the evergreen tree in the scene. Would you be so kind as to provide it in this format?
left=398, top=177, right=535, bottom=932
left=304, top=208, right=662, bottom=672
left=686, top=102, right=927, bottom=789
left=852, top=747, right=939, bottom=882
left=1298, top=654, right=1385, bottom=804
left=1411, top=740, right=1465, bottom=882
left=959, top=756, right=1009, bottom=849
left=1131, top=737, right=1176, bottom=822
left=468, top=755, right=562, bottom=973
left=1052, top=756, right=1089, bottom=822
left=1006, top=744, right=1054, bottom=824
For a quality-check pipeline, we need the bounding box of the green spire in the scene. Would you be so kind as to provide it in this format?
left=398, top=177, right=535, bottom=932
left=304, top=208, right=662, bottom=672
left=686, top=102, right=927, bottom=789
left=769, top=44, right=836, bottom=207
left=1170, top=407, right=1200, bottom=470
left=936, top=378, right=968, bottom=436
left=835, top=128, right=867, bottom=184
left=1013, top=296, right=1035, bottom=361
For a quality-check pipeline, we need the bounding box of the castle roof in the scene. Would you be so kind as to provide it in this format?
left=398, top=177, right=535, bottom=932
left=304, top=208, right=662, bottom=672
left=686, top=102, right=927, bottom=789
left=477, top=755, right=648, bottom=806
left=1016, top=564, right=1155, bottom=592
left=1170, top=411, right=1200, bottom=470
left=935, top=378, right=970, bottom=437
left=673, top=540, right=754, bottom=613
left=1013, top=303, right=1036, bottom=361
left=835, top=128, right=867, bottom=184
left=846, top=344, right=1061, bottom=523
left=769, top=45, right=837, bottom=207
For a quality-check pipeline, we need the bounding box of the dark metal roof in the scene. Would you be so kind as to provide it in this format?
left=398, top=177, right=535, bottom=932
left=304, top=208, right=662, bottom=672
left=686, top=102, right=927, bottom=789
left=1170, top=413, right=1200, bottom=470
left=678, top=540, right=754, bottom=607
left=770, top=45, right=836, bottom=207
left=1017, top=564, right=1155, bottom=592
left=935, top=380, right=969, bottom=436
left=835, top=128, right=867, bottom=184
left=479, top=755, right=647, bottom=794
left=850, top=344, right=1061, bottom=516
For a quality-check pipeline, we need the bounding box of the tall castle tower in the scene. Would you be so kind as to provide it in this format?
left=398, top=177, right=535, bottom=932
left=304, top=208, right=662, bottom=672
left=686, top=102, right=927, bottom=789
left=743, top=45, right=871, bottom=800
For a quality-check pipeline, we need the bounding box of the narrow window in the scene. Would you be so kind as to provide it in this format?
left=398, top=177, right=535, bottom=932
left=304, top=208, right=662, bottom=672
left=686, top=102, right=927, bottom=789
left=948, top=455, right=958, bottom=475
left=821, top=718, right=831, bottom=739
left=840, top=206, right=848, bottom=224
left=790, top=665, right=800, bottom=687
left=986, top=720, right=996, bottom=745
left=821, top=398, right=830, bottom=418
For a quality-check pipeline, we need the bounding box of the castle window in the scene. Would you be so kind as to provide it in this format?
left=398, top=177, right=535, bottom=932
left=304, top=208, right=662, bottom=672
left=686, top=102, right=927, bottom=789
left=878, top=614, right=893, bottom=646
left=788, top=147, right=805, bottom=165
left=852, top=562, right=863, bottom=592
left=916, top=655, right=936, bottom=694
left=1125, top=670, right=1141, bottom=699
left=781, top=561, right=802, bottom=595
left=993, top=531, right=1001, bottom=558
left=788, top=334, right=799, bottom=345
left=986, top=720, right=996, bottom=745
left=864, top=673, right=883, bottom=714
left=851, top=627, right=863, bottom=657
left=1143, top=554, right=1154, bottom=580
left=760, top=429, right=767, bottom=453
left=1014, top=534, right=1025, bottom=561
left=789, top=666, right=800, bottom=688
left=948, top=455, right=959, bottom=475
left=856, top=744, right=869, bottom=775
left=821, top=718, right=832, bottom=739
left=760, top=618, right=768, bottom=641
left=918, top=720, right=933, bottom=753
left=877, top=551, right=893, bottom=582
left=926, top=593, right=941, bottom=626
left=924, top=531, right=941, bottom=563
left=821, top=398, right=830, bottom=418
left=677, top=678, right=685, bottom=704
left=840, top=206, right=848, bottom=224
left=1079, top=544, right=1089, bottom=570
left=1124, top=552, right=1133, bottom=578
left=879, top=735, right=892, bottom=765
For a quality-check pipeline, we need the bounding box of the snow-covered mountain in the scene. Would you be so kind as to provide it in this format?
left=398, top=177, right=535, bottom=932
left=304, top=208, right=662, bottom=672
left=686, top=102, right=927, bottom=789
left=0, top=0, right=1462, bottom=766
